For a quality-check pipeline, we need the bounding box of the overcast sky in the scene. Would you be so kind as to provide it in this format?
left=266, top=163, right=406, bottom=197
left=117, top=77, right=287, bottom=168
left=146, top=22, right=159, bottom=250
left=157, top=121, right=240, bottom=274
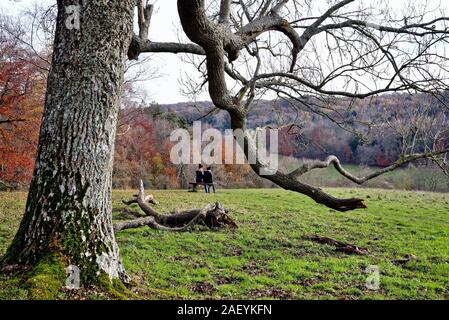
left=1, top=0, right=448, bottom=104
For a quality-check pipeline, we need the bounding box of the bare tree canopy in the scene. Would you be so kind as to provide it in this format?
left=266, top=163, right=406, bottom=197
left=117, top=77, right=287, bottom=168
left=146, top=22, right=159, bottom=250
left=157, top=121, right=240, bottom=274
left=126, top=0, right=449, bottom=211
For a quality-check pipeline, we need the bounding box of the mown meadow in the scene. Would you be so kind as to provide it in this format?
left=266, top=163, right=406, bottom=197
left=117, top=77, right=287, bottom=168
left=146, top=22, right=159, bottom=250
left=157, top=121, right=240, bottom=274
left=1, top=188, right=448, bottom=299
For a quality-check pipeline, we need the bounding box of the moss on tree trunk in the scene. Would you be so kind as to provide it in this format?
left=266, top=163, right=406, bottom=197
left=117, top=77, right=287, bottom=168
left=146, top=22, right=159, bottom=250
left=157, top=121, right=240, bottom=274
left=1, top=0, right=135, bottom=289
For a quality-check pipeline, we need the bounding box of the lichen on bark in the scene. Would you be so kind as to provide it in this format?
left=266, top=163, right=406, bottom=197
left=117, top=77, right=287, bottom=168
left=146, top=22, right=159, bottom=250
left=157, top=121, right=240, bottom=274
left=1, top=0, right=136, bottom=288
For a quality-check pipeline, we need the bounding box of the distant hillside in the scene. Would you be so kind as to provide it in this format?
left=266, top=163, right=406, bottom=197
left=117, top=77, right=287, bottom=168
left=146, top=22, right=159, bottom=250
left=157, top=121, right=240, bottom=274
left=157, top=99, right=298, bottom=129
left=154, top=93, right=449, bottom=170
left=156, top=93, right=449, bottom=130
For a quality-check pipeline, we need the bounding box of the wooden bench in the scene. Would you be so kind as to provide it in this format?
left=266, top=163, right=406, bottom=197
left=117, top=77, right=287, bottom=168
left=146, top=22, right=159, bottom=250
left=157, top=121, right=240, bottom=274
left=189, top=182, right=216, bottom=193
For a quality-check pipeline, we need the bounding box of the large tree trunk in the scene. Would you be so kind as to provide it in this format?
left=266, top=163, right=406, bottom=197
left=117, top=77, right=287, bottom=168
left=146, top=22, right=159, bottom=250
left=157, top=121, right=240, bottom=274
left=1, top=0, right=135, bottom=284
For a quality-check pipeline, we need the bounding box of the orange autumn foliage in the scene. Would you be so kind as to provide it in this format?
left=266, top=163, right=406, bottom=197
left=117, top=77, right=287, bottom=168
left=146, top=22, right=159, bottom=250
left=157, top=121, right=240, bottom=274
left=0, top=38, right=46, bottom=187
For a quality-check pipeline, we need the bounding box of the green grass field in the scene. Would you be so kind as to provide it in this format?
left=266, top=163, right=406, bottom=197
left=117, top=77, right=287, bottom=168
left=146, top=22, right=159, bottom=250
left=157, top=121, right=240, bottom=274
left=1, top=188, right=449, bottom=299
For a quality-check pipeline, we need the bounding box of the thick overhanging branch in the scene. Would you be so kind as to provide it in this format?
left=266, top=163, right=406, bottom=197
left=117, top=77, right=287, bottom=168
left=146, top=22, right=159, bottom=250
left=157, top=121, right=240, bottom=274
left=177, top=1, right=247, bottom=120
left=239, top=134, right=367, bottom=211
left=176, top=0, right=367, bottom=212
left=289, top=150, right=449, bottom=183
left=128, top=1, right=205, bottom=59
left=130, top=39, right=205, bottom=58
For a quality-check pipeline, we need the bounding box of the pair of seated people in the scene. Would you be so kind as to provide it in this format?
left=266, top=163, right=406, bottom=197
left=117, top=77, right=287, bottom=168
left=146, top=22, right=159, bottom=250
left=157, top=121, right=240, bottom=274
left=195, top=164, right=213, bottom=193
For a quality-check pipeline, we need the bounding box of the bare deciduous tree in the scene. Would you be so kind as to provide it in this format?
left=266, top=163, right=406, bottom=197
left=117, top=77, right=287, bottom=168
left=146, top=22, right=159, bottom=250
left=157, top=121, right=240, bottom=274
left=130, top=0, right=449, bottom=211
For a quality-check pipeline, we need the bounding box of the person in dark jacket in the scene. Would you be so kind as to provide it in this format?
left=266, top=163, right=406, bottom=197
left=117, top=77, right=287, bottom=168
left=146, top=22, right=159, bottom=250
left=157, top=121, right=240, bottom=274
left=203, top=166, right=213, bottom=193
left=195, top=164, right=204, bottom=184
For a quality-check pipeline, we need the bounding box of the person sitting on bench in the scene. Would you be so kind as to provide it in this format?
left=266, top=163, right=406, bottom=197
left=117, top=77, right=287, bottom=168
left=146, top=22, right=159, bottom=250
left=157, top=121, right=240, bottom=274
left=195, top=164, right=204, bottom=185
left=203, top=166, right=213, bottom=193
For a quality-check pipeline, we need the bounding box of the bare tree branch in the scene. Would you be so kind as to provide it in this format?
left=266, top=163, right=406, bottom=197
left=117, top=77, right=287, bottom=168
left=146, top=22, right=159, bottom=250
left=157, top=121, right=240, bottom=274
left=289, top=150, right=449, bottom=183
left=127, top=0, right=449, bottom=211
left=219, top=0, right=231, bottom=24
left=137, top=0, right=153, bottom=40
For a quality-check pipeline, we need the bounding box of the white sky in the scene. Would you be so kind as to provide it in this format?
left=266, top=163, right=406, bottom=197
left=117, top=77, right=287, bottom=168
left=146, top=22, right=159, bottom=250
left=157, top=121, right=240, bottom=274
left=1, top=0, right=448, bottom=103
left=0, top=0, right=205, bottom=103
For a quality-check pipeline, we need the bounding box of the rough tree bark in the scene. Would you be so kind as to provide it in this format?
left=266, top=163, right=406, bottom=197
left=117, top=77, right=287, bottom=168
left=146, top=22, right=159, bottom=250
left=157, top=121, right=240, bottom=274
left=1, top=0, right=135, bottom=284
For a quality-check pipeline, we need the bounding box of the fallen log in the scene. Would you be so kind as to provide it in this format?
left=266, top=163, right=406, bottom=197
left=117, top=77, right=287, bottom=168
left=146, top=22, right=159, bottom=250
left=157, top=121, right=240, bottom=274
left=114, top=180, right=236, bottom=232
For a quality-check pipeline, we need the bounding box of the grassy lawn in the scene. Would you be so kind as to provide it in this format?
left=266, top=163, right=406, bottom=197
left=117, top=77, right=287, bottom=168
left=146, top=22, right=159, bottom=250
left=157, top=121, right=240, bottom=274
left=1, top=188, right=449, bottom=299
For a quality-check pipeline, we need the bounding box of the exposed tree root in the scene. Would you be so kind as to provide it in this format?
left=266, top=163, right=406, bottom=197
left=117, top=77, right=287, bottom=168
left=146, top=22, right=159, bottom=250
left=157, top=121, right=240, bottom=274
left=114, top=180, right=237, bottom=232
left=302, top=235, right=370, bottom=255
